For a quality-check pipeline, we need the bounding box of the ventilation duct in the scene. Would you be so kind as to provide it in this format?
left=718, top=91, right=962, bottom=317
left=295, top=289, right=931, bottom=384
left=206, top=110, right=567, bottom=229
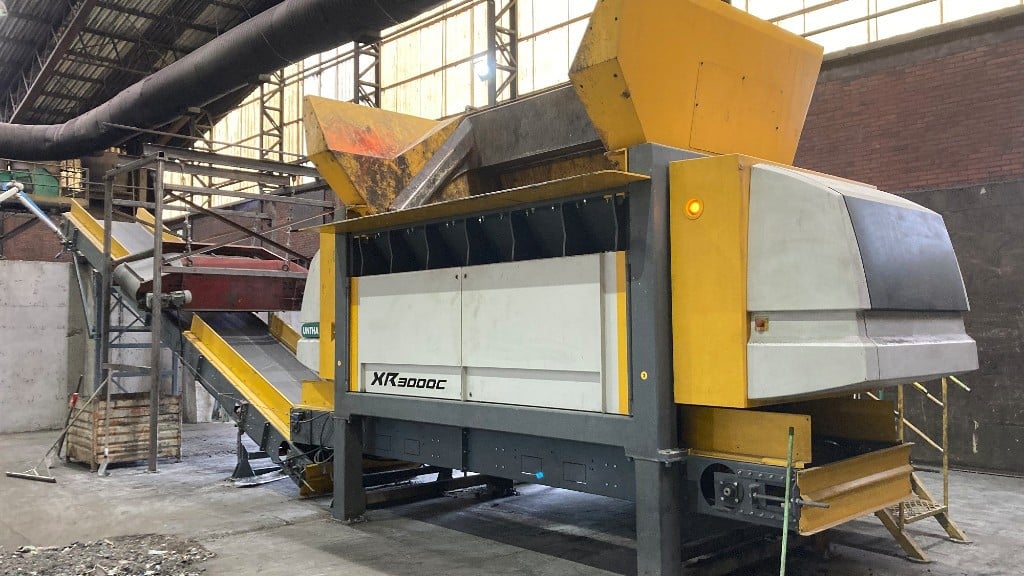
left=0, top=0, right=443, bottom=160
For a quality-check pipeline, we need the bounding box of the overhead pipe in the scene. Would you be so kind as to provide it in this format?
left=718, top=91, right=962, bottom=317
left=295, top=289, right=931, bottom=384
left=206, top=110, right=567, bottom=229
left=0, top=181, right=68, bottom=242
left=0, top=0, right=443, bottom=161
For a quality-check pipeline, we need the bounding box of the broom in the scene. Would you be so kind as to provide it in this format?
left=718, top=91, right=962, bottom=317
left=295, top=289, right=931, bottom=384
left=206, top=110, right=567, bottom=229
left=6, top=377, right=107, bottom=483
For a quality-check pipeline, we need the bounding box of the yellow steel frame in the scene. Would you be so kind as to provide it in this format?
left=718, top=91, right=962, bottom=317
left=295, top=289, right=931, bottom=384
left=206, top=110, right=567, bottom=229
left=268, top=313, right=300, bottom=355
left=680, top=405, right=812, bottom=467
left=348, top=277, right=359, bottom=393
left=876, top=376, right=972, bottom=561
left=316, top=170, right=649, bottom=235
left=299, top=379, right=334, bottom=410
left=797, top=444, right=913, bottom=535
left=669, top=154, right=754, bottom=407
left=615, top=250, right=629, bottom=415
left=319, top=231, right=336, bottom=381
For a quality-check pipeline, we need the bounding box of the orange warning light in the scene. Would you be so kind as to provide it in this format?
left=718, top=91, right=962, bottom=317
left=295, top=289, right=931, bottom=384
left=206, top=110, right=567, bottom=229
left=685, top=197, right=703, bottom=219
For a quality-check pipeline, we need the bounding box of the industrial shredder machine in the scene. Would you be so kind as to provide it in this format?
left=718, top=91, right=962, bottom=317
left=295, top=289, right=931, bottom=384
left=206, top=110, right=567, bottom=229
left=292, top=1, right=977, bottom=574
left=23, top=1, right=977, bottom=573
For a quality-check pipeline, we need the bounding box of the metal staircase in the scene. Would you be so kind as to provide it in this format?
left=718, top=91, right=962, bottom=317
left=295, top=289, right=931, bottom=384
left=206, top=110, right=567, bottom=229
left=869, top=376, right=972, bottom=562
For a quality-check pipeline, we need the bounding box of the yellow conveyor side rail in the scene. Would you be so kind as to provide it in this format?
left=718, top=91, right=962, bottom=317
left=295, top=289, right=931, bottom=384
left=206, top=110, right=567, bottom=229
left=184, top=314, right=293, bottom=439
left=66, top=201, right=130, bottom=260
left=269, top=313, right=300, bottom=355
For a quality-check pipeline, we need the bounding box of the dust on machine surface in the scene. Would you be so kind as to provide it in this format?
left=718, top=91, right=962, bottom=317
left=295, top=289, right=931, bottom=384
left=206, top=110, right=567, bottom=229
left=51, top=0, right=978, bottom=575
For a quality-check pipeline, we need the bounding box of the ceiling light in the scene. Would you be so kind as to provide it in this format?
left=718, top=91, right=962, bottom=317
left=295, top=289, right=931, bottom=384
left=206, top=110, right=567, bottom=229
left=473, top=56, right=492, bottom=81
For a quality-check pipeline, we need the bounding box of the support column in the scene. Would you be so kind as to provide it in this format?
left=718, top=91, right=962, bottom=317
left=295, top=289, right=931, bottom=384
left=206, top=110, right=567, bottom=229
left=625, top=145, right=701, bottom=576
left=353, top=35, right=382, bottom=108
left=187, top=109, right=216, bottom=201
left=635, top=459, right=685, bottom=575
left=334, top=414, right=366, bottom=520
left=486, top=0, right=518, bottom=106
left=99, top=176, right=114, bottom=396
left=333, top=232, right=366, bottom=520
left=148, top=158, right=165, bottom=473
left=259, top=70, right=286, bottom=163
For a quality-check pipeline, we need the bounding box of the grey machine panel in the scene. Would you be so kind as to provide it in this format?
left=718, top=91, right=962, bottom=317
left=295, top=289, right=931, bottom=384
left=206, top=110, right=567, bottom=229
left=844, top=195, right=968, bottom=311
left=465, top=429, right=635, bottom=501
left=359, top=417, right=636, bottom=501
left=687, top=456, right=796, bottom=531
left=363, top=418, right=465, bottom=469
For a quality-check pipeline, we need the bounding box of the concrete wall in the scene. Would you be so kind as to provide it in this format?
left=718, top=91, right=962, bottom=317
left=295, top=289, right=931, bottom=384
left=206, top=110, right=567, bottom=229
left=0, top=261, right=72, bottom=433
left=795, top=11, right=1024, bottom=473
left=902, top=181, right=1024, bottom=473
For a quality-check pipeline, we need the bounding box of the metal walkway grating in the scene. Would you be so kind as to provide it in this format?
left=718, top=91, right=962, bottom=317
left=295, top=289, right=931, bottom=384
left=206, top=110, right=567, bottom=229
left=888, top=498, right=945, bottom=523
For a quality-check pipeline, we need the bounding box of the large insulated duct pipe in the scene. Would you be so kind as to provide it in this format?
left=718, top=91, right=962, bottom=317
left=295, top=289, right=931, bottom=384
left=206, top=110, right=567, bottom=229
left=0, top=0, right=443, bottom=161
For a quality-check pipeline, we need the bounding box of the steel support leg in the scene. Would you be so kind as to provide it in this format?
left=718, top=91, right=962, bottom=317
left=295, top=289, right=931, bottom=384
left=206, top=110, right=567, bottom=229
left=232, top=427, right=257, bottom=479
left=333, top=229, right=364, bottom=520
left=332, top=415, right=366, bottom=520
left=624, top=145, right=698, bottom=576
left=635, top=459, right=684, bottom=576
left=148, top=158, right=165, bottom=473
left=876, top=508, right=930, bottom=563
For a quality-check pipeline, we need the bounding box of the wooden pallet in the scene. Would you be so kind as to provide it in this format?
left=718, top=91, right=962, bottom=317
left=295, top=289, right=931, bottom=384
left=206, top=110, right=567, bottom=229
left=66, top=393, right=182, bottom=471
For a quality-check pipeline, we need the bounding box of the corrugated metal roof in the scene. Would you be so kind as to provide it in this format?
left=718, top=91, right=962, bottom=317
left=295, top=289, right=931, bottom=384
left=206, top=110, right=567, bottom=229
left=0, top=0, right=282, bottom=125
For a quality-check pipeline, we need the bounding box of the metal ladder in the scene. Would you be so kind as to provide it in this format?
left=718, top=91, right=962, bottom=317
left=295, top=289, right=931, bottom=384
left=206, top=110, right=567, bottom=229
left=868, top=376, right=972, bottom=562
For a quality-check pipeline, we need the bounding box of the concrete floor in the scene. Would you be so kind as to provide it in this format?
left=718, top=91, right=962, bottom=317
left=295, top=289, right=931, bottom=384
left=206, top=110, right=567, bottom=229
left=1, top=423, right=1022, bottom=575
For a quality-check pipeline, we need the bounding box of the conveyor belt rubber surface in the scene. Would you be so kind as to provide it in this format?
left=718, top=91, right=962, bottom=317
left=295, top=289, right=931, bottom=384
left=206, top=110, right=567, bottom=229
left=196, top=312, right=314, bottom=406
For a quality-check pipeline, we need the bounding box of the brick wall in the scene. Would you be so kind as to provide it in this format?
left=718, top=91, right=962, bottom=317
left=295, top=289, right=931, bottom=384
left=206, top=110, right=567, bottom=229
left=0, top=214, right=69, bottom=262
left=796, top=9, right=1024, bottom=191
left=173, top=191, right=338, bottom=260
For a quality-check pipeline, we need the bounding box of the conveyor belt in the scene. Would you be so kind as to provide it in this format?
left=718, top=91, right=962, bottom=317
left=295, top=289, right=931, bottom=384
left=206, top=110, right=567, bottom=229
left=197, top=311, right=314, bottom=406
left=66, top=201, right=321, bottom=469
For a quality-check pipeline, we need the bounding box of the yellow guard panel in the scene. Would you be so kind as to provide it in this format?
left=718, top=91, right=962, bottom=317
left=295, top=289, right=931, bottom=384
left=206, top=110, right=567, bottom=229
left=303, top=95, right=463, bottom=214
left=797, top=444, right=913, bottom=535
left=680, top=406, right=812, bottom=468
left=316, top=171, right=649, bottom=235
left=300, top=379, right=334, bottom=410
left=570, top=0, right=822, bottom=163
left=268, top=313, right=299, bottom=355
left=319, top=232, right=336, bottom=381
left=670, top=155, right=755, bottom=407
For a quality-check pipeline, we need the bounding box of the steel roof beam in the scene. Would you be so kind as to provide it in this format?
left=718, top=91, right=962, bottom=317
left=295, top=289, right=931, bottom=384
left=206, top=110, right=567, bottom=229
left=6, top=11, right=55, bottom=27
left=9, top=0, right=99, bottom=123
left=63, top=51, right=151, bottom=77
left=207, top=1, right=249, bottom=12
left=51, top=68, right=106, bottom=85
left=81, top=26, right=182, bottom=55
left=94, top=2, right=222, bottom=36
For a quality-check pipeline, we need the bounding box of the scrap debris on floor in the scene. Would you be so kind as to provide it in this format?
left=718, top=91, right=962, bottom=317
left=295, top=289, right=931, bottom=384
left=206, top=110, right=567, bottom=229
left=0, top=534, right=213, bottom=576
